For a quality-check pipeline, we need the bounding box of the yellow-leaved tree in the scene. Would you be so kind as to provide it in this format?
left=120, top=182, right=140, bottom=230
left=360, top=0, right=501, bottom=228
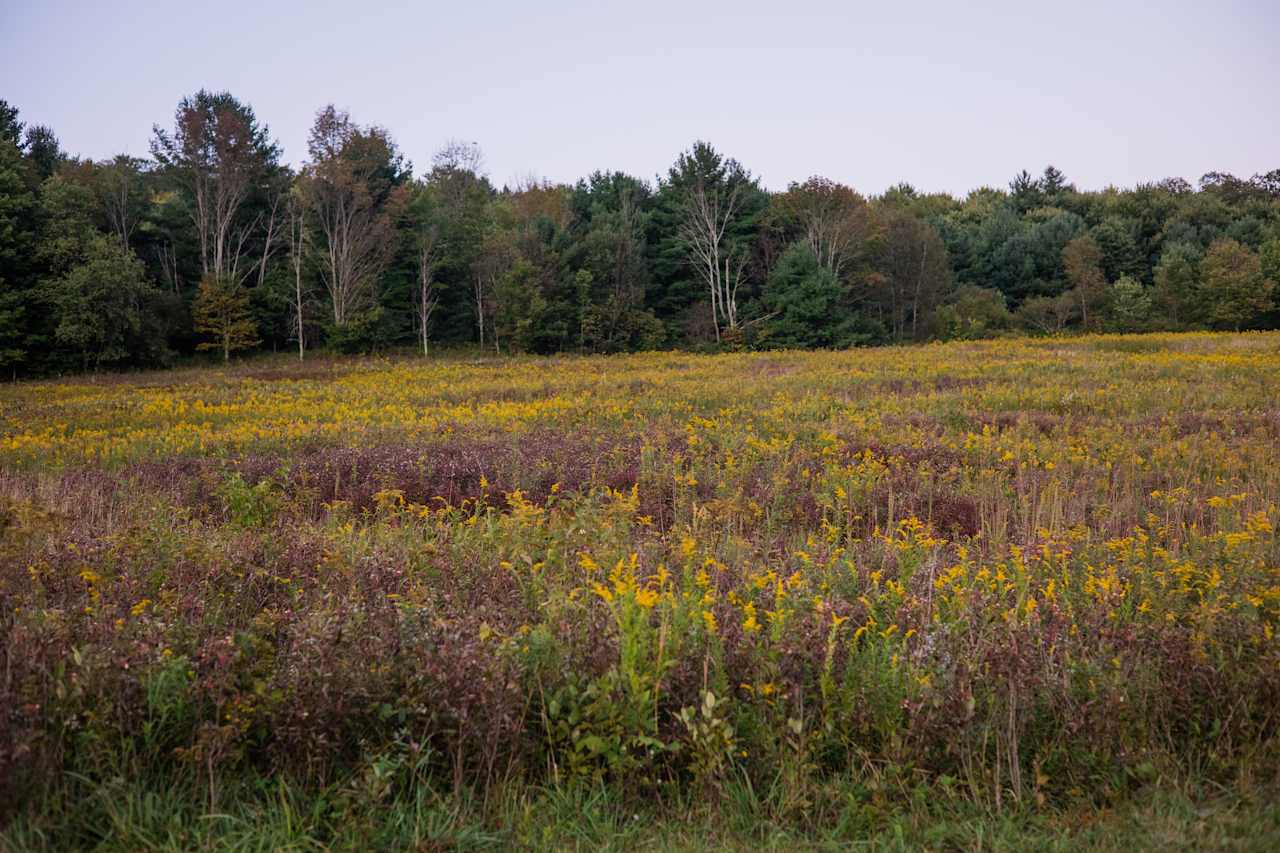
left=193, top=276, right=260, bottom=362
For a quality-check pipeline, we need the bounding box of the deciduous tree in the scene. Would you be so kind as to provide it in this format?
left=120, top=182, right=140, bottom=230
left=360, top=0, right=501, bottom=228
left=42, top=237, right=169, bottom=369
left=1152, top=242, right=1202, bottom=328
left=1062, top=235, right=1107, bottom=328
left=193, top=275, right=260, bottom=362
left=299, top=105, right=408, bottom=329
left=771, top=177, right=870, bottom=280
left=151, top=91, right=281, bottom=282
left=661, top=142, right=764, bottom=343
left=875, top=211, right=950, bottom=341
left=1201, top=238, right=1274, bottom=330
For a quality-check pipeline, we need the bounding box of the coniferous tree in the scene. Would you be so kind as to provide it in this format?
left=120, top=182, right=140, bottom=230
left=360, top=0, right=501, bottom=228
left=760, top=243, right=863, bottom=348
left=1105, top=275, right=1153, bottom=332
left=0, top=128, right=37, bottom=371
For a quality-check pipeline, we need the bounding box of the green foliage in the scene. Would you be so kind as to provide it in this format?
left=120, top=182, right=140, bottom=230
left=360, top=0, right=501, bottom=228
left=1061, top=234, right=1106, bottom=329
left=1261, top=237, right=1280, bottom=284
left=217, top=472, right=280, bottom=528
left=934, top=285, right=1011, bottom=340
left=4, top=91, right=1280, bottom=375
left=1201, top=238, right=1274, bottom=330
left=23, top=125, right=64, bottom=180
left=651, top=140, right=768, bottom=336
left=142, top=655, right=198, bottom=759
left=1015, top=291, right=1077, bottom=334
left=1152, top=242, right=1203, bottom=328
left=323, top=306, right=391, bottom=353
left=0, top=99, right=22, bottom=145
left=759, top=243, right=861, bottom=348
left=494, top=258, right=551, bottom=353
left=678, top=690, right=738, bottom=793
left=0, top=279, right=26, bottom=370
left=543, top=669, right=671, bottom=786
left=0, top=135, right=37, bottom=369
left=1104, top=275, right=1153, bottom=332
left=1089, top=217, right=1145, bottom=282
left=41, top=236, right=171, bottom=369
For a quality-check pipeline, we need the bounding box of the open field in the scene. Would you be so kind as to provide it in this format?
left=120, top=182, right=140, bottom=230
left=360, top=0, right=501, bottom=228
left=2, top=332, right=1279, bottom=849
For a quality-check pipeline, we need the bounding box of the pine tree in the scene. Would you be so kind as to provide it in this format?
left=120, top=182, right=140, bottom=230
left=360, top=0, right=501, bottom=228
left=1105, top=275, right=1152, bottom=332
left=0, top=130, right=36, bottom=372
left=193, top=276, right=260, bottom=362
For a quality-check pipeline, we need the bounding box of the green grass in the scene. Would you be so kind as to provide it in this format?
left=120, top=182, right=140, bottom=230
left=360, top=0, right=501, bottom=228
left=4, top=767, right=1279, bottom=851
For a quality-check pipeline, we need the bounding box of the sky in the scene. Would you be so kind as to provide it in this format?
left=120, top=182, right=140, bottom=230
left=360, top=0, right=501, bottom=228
left=2, top=0, right=1277, bottom=195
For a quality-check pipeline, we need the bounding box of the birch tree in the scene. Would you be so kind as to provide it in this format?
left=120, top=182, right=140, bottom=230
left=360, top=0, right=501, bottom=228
left=285, top=189, right=310, bottom=359
left=773, top=177, right=870, bottom=280
left=666, top=142, right=762, bottom=342
left=299, top=105, right=408, bottom=327
left=416, top=226, right=441, bottom=355
left=151, top=91, right=280, bottom=281
left=877, top=211, right=951, bottom=341
left=96, top=155, right=148, bottom=246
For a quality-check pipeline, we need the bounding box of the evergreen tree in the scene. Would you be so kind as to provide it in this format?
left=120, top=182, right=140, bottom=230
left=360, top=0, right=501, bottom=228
left=1008, top=169, right=1044, bottom=212
left=760, top=243, right=861, bottom=348
left=652, top=141, right=766, bottom=342
left=1105, top=275, right=1152, bottom=332
left=1040, top=165, right=1072, bottom=200
left=0, top=131, right=36, bottom=370
left=23, top=126, right=64, bottom=180
left=1089, top=218, right=1145, bottom=282
left=0, top=100, right=22, bottom=146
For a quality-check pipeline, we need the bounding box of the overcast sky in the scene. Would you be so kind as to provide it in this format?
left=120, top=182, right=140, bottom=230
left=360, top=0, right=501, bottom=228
left=3, top=0, right=1277, bottom=195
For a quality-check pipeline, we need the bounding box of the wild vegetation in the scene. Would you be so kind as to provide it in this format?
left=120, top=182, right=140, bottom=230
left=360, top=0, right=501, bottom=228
left=1, top=94, right=1278, bottom=380
left=2, top=332, right=1278, bottom=848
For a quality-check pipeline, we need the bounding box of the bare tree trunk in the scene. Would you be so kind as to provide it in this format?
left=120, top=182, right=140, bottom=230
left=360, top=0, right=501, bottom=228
left=681, top=181, right=744, bottom=342
left=156, top=242, right=181, bottom=294
left=473, top=273, right=486, bottom=348
left=417, top=237, right=439, bottom=356
left=287, top=194, right=308, bottom=361
left=911, top=239, right=929, bottom=340
left=255, top=192, right=283, bottom=289
left=295, top=256, right=305, bottom=360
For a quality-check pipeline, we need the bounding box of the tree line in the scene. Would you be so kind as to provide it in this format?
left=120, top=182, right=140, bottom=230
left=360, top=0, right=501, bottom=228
left=1, top=91, right=1277, bottom=374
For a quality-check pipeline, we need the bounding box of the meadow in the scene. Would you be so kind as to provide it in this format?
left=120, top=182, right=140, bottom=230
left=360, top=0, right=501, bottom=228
left=2, top=332, right=1279, bottom=850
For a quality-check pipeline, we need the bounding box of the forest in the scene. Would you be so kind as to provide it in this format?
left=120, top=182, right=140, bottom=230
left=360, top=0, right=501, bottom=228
left=0, top=91, right=1277, bottom=375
